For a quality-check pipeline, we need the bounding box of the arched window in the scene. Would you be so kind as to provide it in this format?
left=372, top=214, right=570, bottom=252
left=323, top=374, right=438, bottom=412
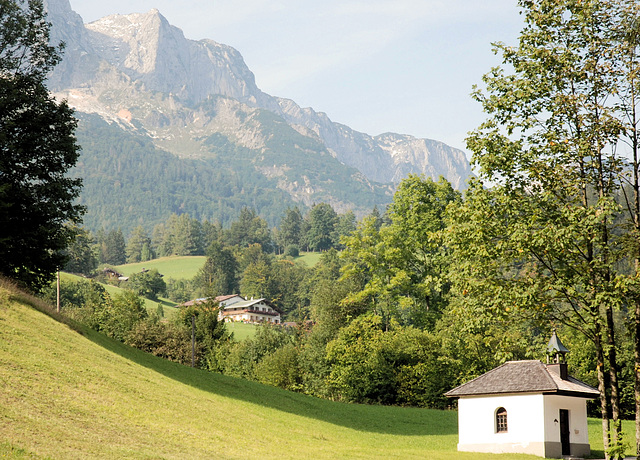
left=496, top=407, right=508, bottom=433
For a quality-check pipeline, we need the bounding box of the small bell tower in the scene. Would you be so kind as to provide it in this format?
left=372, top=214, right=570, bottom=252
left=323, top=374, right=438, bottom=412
left=546, top=331, right=569, bottom=380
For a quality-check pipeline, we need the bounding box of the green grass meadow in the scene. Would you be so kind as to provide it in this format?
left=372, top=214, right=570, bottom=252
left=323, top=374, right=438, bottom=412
left=226, top=321, right=258, bottom=341
left=113, top=255, right=207, bottom=279
left=294, top=251, right=322, bottom=267
left=60, top=272, right=180, bottom=318
left=0, top=282, right=635, bottom=459
left=0, top=284, right=544, bottom=460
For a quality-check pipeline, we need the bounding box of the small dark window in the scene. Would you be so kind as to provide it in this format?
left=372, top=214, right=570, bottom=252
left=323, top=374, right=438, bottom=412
left=496, top=407, right=508, bottom=433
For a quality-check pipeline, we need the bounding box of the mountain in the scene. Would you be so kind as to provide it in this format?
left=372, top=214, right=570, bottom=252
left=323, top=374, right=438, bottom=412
left=43, top=0, right=472, bottom=234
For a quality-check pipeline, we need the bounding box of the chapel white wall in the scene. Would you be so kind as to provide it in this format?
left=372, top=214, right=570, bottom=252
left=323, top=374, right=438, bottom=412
left=542, top=394, right=589, bottom=445
left=458, top=394, right=545, bottom=446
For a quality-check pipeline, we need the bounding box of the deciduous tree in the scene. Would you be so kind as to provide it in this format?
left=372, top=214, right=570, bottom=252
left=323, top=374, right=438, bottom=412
left=0, top=0, right=83, bottom=289
left=447, top=1, right=636, bottom=456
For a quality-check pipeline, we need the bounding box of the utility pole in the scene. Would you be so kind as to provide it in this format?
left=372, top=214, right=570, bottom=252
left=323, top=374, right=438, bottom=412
left=56, top=269, right=60, bottom=313
left=191, top=315, right=195, bottom=368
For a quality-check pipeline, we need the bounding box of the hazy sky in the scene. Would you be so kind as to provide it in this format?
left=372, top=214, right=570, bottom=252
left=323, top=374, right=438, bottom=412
left=68, top=0, right=523, bottom=152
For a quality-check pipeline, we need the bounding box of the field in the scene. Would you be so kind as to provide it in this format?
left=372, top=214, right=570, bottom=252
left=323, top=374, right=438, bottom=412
left=113, top=256, right=207, bottom=279
left=226, top=321, right=258, bottom=341
left=293, top=251, right=322, bottom=267
left=60, top=272, right=180, bottom=317
left=0, top=284, right=546, bottom=460
left=1, top=283, right=635, bottom=459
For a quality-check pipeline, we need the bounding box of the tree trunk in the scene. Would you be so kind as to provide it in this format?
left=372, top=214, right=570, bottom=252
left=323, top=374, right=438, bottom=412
left=635, top=294, right=640, bottom=456
left=596, top=330, right=611, bottom=460
left=605, top=303, right=622, bottom=456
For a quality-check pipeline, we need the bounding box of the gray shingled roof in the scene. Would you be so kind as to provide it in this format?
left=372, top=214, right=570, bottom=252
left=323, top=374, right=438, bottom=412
left=445, top=360, right=599, bottom=398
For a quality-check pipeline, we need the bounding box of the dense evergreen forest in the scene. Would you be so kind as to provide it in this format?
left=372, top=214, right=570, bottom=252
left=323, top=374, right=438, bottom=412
left=72, top=113, right=392, bottom=235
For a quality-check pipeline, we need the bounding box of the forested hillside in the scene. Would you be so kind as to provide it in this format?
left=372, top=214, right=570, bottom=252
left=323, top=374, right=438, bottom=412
left=73, top=113, right=392, bottom=234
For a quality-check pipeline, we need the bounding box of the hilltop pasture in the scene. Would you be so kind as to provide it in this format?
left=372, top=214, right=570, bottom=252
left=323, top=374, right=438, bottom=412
left=113, top=255, right=207, bottom=280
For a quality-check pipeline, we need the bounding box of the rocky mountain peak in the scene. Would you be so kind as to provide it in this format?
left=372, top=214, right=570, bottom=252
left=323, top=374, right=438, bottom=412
left=46, top=2, right=472, bottom=194
left=80, top=8, right=267, bottom=106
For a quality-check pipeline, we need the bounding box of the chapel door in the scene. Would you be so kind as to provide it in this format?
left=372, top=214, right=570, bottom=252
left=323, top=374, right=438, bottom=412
left=559, top=409, right=570, bottom=456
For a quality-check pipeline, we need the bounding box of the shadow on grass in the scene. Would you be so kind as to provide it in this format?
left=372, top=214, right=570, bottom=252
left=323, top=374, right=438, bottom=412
left=82, top=325, right=457, bottom=437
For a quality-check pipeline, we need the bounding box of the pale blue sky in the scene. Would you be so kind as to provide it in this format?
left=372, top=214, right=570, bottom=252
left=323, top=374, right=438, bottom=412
left=68, top=0, right=523, bottom=152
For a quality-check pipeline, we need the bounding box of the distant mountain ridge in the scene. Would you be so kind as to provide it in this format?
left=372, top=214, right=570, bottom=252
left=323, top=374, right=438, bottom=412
left=42, top=0, right=472, bottom=233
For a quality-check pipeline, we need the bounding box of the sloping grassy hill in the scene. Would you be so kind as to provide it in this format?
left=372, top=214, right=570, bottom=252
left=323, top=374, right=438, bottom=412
left=60, top=272, right=180, bottom=318
left=0, top=283, right=593, bottom=459
left=113, top=256, right=207, bottom=280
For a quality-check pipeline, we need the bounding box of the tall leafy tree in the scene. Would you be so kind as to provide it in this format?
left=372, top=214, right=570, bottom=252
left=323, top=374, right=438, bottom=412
left=193, top=241, right=238, bottom=298
left=98, top=229, right=126, bottom=265
left=63, top=225, right=97, bottom=275
left=341, top=175, right=460, bottom=329
left=446, top=1, right=637, bottom=456
left=305, top=203, right=338, bottom=251
left=126, top=268, right=166, bottom=301
left=172, top=214, right=202, bottom=256
left=612, top=1, right=640, bottom=451
left=277, top=206, right=304, bottom=250
left=225, top=207, right=272, bottom=251
left=0, top=0, right=83, bottom=289
left=333, top=210, right=357, bottom=250
left=126, top=226, right=153, bottom=263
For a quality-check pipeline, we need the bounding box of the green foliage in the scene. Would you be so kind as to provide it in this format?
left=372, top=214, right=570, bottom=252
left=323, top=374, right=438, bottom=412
left=240, top=257, right=274, bottom=300
left=223, top=324, right=295, bottom=381
left=126, top=268, right=166, bottom=301
left=103, top=290, right=148, bottom=342
left=284, top=245, right=299, bottom=257
left=341, top=175, right=460, bottom=329
left=41, top=278, right=108, bottom=316
left=305, top=203, right=338, bottom=251
left=193, top=241, right=238, bottom=297
left=165, top=277, right=193, bottom=303
left=126, top=226, right=153, bottom=263
left=178, top=299, right=229, bottom=370
left=326, top=315, right=453, bottom=407
left=52, top=278, right=147, bottom=343
left=0, top=55, right=83, bottom=289
left=333, top=210, right=357, bottom=250
left=254, top=342, right=302, bottom=391
left=224, top=207, right=272, bottom=251
left=277, top=206, right=304, bottom=251
left=97, top=228, right=126, bottom=265
left=63, top=225, right=98, bottom=275
left=125, top=316, right=193, bottom=365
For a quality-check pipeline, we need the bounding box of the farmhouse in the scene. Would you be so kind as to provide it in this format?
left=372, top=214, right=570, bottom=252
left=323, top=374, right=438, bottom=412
left=180, top=295, right=282, bottom=324
left=217, top=296, right=282, bottom=324
left=445, top=333, right=599, bottom=458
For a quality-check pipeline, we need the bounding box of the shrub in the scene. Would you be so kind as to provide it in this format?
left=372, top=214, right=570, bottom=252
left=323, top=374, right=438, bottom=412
left=326, top=315, right=454, bottom=407
left=284, top=245, right=299, bottom=257
left=255, top=343, right=302, bottom=391
left=126, top=269, right=166, bottom=301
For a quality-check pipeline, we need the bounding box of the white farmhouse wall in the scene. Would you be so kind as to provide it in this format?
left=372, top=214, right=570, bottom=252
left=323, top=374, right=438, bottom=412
left=458, top=394, right=546, bottom=456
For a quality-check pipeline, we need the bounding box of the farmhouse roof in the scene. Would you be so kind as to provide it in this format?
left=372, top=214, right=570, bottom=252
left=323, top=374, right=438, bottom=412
left=445, top=360, right=599, bottom=399
left=180, top=297, right=209, bottom=307
left=223, top=297, right=283, bottom=314
left=215, top=294, right=241, bottom=303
